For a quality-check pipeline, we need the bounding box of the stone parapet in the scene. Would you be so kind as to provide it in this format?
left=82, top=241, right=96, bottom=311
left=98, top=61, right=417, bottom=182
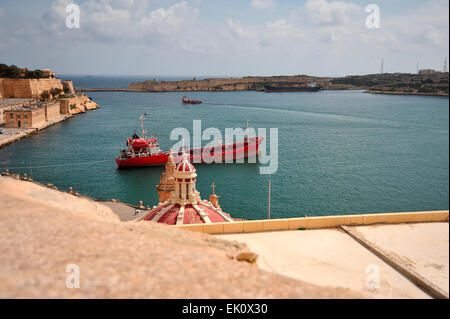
left=176, top=210, right=449, bottom=234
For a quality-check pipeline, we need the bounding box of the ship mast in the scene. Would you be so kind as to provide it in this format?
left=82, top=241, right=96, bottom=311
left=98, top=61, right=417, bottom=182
left=139, top=113, right=147, bottom=138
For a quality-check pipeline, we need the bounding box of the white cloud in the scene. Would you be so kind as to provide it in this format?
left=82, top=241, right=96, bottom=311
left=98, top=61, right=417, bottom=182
left=424, top=26, right=443, bottom=45
left=305, top=0, right=362, bottom=26
left=381, top=0, right=448, bottom=48
left=227, top=18, right=256, bottom=40
left=0, top=8, right=5, bottom=17
left=41, top=0, right=199, bottom=45
left=265, top=19, right=304, bottom=39
left=250, top=0, right=275, bottom=10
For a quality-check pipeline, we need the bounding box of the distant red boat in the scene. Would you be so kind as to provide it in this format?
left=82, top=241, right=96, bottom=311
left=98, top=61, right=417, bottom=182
left=182, top=96, right=202, bottom=104
left=115, top=115, right=264, bottom=168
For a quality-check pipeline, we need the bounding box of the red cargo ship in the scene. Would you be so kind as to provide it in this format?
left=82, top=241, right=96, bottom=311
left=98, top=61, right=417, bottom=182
left=115, top=115, right=264, bottom=168
left=182, top=96, right=202, bottom=104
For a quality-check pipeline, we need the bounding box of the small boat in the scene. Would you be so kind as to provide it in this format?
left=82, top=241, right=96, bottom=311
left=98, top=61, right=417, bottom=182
left=115, top=115, right=264, bottom=168
left=182, top=96, right=202, bottom=104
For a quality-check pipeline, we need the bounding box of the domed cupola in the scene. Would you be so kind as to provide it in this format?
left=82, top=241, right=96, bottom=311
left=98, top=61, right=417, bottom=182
left=170, top=150, right=201, bottom=205
left=176, top=156, right=195, bottom=173
left=141, top=149, right=233, bottom=225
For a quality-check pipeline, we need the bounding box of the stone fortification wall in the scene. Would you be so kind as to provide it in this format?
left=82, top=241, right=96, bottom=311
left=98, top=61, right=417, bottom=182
left=62, top=80, right=75, bottom=95
left=0, top=78, right=64, bottom=98
left=45, top=101, right=61, bottom=122
left=29, top=79, right=64, bottom=98
left=0, top=79, right=33, bottom=98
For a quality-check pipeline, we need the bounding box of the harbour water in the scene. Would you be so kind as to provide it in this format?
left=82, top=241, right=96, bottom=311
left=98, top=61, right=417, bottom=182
left=0, top=86, right=448, bottom=220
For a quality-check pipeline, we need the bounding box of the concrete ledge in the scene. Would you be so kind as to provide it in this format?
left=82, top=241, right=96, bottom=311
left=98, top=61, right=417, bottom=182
left=176, top=223, right=204, bottom=233
left=243, top=220, right=264, bottom=233
left=204, top=223, right=224, bottom=234
left=175, top=210, right=449, bottom=234
left=223, top=222, right=244, bottom=233
left=263, top=219, right=289, bottom=231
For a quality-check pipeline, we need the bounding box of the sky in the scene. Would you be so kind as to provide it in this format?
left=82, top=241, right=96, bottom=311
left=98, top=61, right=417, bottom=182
left=0, top=0, right=448, bottom=77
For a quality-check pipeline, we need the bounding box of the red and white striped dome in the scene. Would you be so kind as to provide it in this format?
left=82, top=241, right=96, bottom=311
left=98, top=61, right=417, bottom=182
left=176, top=159, right=195, bottom=172
left=176, top=150, right=195, bottom=172
left=140, top=201, right=233, bottom=225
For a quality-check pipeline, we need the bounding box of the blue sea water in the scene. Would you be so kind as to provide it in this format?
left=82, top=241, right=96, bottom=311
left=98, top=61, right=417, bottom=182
left=0, top=83, right=448, bottom=220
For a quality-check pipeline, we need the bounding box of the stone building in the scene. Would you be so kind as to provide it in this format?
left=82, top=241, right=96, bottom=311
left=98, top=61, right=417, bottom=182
left=62, top=80, right=76, bottom=95
left=42, top=69, right=56, bottom=79
left=140, top=150, right=233, bottom=225
left=418, top=69, right=439, bottom=75
left=59, top=100, right=71, bottom=115
left=44, top=101, right=61, bottom=122
left=0, top=99, right=34, bottom=125
left=4, top=105, right=46, bottom=128
left=4, top=101, right=64, bottom=128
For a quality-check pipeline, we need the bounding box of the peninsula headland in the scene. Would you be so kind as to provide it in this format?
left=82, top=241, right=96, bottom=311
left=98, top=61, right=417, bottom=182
left=77, top=72, right=449, bottom=97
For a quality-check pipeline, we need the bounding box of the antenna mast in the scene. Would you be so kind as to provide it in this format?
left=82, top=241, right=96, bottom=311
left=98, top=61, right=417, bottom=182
left=139, top=113, right=147, bottom=138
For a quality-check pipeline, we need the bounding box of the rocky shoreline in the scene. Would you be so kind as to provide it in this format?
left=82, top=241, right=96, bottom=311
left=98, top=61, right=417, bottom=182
left=365, top=90, right=449, bottom=97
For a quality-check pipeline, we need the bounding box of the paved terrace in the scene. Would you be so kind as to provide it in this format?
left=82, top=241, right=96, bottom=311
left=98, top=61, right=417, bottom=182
left=177, top=211, right=449, bottom=299
left=218, top=223, right=448, bottom=298
left=0, top=98, right=35, bottom=108
left=0, top=127, right=36, bottom=147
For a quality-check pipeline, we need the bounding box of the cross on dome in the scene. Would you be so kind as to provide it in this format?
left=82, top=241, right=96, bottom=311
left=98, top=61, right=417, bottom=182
left=176, top=149, right=195, bottom=173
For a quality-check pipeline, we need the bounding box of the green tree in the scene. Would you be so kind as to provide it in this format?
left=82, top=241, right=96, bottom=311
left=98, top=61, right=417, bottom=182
left=50, top=88, right=63, bottom=98
left=40, top=90, right=51, bottom=101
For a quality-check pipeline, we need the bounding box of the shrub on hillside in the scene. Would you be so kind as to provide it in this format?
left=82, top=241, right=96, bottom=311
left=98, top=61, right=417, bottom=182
left=0, top=63, right=46, bottom=79
left=40, top=90, right=51, bottom=101
left=50, top=88, right=63, bottom=98
left=24, top=69, right=45, bottom=79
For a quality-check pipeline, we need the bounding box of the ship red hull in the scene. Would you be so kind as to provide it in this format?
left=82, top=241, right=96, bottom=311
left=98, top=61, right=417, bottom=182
left=116, top=137, right=263, bottom=168
left=182, top=100, right=202, bottom=104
